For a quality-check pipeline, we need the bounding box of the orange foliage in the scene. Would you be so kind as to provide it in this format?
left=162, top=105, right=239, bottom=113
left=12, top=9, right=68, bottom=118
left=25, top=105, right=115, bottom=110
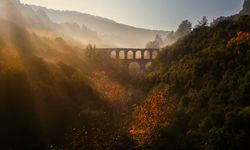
left=130, top=86, right=177, bottom=146
left=227, top=32, right=250, bottom=52
left=129, top=129, right=145, bottom=135
left=91, top=71, right=132, bottom=104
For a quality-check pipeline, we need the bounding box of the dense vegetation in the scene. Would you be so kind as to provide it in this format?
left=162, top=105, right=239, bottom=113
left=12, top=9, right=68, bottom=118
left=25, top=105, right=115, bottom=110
left=0, top=18, right=136, bottom=149
left=135, top=15, right=250, bottom=149
left=0, top=0, right=250, bottom=150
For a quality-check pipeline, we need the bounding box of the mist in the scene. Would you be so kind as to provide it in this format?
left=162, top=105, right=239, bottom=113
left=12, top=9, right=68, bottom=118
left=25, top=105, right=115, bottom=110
left=0, top=0, right=250, bottom=149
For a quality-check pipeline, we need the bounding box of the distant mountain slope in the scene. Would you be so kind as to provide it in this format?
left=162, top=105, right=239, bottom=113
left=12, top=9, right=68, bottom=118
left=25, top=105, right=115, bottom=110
left=0, top=0, right=106, bottom=47
left=31, top=5, right=169, bottom=48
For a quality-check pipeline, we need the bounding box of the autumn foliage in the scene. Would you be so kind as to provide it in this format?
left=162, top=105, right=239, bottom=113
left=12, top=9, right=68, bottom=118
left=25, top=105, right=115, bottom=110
left=227, top=32, right=250, bottom=53
left=130, top=86, right=177, bottom=146
left=91, top=71, right=132, bottom=104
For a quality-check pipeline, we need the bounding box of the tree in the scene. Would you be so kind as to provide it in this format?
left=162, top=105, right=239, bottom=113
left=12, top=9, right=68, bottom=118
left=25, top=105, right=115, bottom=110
left=164, top=20, right=192, bottom=46
left=84, top=43, right=98, bottom=60
left=176, top=20, right=192, bottom=37
left=226, top=32, right=250, bottom=54
left=196, top=16, right=208, bottom=28
left=164, top=31, right=175, bottom=45
left=130, top=86, right=176, bottom=147
left=146, top=34, right=163, bottom=49
left=155, top=34, right=164, bottom=45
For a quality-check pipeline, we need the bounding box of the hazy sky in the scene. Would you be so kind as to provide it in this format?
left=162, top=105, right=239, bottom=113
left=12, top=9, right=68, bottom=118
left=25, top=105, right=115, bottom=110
left=21, top=0, right=244, bottom=30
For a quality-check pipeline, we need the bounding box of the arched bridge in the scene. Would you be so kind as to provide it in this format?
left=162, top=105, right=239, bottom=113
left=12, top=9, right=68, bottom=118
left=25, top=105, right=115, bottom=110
left=96, top=48, right=160, bottom=71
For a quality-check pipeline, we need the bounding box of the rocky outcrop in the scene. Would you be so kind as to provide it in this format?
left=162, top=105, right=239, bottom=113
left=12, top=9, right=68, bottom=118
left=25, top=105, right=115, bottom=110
left=240, top=0, right=250, bottom=15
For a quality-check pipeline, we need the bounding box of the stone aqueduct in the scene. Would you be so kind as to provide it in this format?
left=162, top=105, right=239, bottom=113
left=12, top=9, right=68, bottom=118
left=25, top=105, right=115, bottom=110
left=96, top=48, right=160, bottom=71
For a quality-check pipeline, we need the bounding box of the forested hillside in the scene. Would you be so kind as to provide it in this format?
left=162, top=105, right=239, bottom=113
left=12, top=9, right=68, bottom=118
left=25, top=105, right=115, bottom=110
left=0, top=0, right=249, bottom=150
left=0, top=1, right=134, bottom=149
left=135, top=15, right=250, bottom=149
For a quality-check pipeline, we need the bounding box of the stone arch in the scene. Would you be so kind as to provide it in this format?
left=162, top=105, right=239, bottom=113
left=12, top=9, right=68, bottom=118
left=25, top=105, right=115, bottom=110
left=144, top=50, right=151, bottom=59
left=129, top=62, right=141, bottom=74
left=127, top=51, right=133, bottom=59
left=135, top=51, right=142, bottom=59
left=119, top=51, right=125, bottom=59
left=110, top=51, right=117, bottom=59
left=152, top=50, right=158, bottom=59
